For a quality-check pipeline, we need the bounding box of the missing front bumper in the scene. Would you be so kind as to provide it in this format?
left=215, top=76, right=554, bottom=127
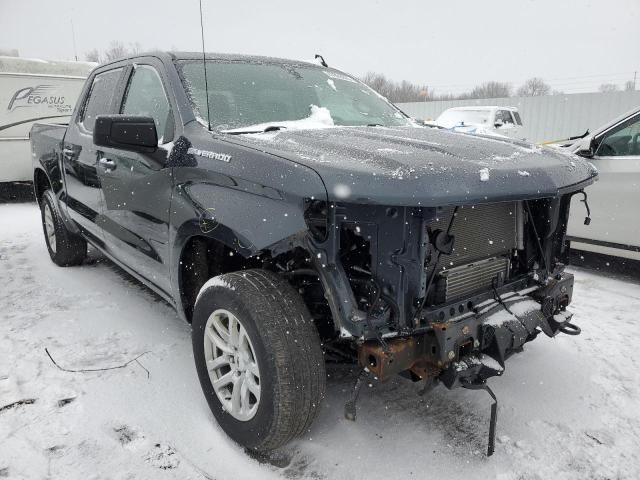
left=358, top=273, right=578, bottom=384
left=353, top=272, right=580, bottom=456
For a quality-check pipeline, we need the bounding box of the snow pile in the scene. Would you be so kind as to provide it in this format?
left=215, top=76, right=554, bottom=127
left=480, top=354, right=504, bottom=372
left=508, top=299, right=541, bottom=316
left=467, top=126, right=509, bottom=138
left=224, top=105, right=334, bottom=135
left=484, top=298, right=541, bottom=327
left=483, top=307, right=513, bottom=326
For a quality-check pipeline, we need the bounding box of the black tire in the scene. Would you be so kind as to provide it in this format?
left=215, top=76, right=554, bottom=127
left=192, top=269, right=326, bottom=452
left=40, top=189, right=87, bottom=267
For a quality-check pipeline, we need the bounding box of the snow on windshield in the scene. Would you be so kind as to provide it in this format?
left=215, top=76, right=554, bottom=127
left=177, top=60, right=411, bottom=131
left=223, top=105, right=335, bottom=133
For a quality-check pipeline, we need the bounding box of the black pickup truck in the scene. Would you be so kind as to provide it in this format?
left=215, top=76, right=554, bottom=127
left=30, top=51, right=597, bottom=454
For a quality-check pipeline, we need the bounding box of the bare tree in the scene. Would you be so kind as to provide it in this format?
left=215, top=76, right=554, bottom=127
left=625, top=80, right=635, bottom=92
left=361, top=72, right=394, bottom=99
left=103, top=41, right=128, bottom=62
left=517, top=77, right=551, bottom=97
left=361, top=72, right=432, bottom=103
left=361, top=75, right=514, bottom=102
left=83, top=42, right=147, bottom=64
left=468, top=81, right=511, bottom=99
left=599, top=83, right=619, bottom=93
left=84, top=49, right=101, bottom=63
left=394, top=80, right=432, bottom=103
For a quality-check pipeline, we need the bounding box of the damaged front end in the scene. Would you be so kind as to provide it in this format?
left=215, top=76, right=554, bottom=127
left=304, top=192, right=589, bottom=455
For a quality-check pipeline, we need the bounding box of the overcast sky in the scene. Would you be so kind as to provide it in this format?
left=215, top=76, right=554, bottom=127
left=1, top=0, right=639, bottom=94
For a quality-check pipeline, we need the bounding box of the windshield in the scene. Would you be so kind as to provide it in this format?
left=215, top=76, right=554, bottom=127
left=436, top=109, right=491, bottom=128
left=177, top=60, right=411, bottom=131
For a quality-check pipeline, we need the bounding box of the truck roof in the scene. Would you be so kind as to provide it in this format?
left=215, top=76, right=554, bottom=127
left=100, top=51, right=324, bottom=69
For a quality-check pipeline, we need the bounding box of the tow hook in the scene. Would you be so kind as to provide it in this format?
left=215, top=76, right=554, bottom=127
left=558, top=321, right=581, bottom=335
left=550, top=310, right=581, bottom=336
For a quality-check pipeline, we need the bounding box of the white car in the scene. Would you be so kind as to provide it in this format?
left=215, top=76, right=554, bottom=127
left=567, top=107, right=640, bottom=261
left=433, top=106, right=524, bottom=140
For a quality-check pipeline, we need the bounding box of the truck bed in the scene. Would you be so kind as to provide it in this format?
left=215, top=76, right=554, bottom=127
left=30, top=122, right=67, bottom=167
left=30, top=122, right=68, bottom=188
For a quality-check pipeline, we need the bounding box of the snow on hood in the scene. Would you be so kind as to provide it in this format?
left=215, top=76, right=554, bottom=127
left=233, top=126, right=598, bottom=206
left=452, top=125, right=509, bottom=139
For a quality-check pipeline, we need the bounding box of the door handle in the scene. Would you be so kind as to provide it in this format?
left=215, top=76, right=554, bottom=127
left=99, top=157, right=116, bottom=170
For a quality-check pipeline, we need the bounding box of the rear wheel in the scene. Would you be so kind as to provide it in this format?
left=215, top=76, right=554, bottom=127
left=192, top=269, right=326, bottom=452
left=40, top=189, right=87, bottom=266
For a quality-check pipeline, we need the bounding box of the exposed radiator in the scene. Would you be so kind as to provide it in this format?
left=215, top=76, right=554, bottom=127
left=429, top=202, right=518, bottom=303
left=436, top=257, right=509, bottom=303
left=429, top=202, right=518, bottom=269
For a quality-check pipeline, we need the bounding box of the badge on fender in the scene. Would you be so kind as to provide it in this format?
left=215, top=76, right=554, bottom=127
left=187, top=147, right=232, bottom=163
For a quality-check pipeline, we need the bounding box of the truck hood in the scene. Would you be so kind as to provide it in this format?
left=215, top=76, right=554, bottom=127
left=235, top=126, right=597, bottom=206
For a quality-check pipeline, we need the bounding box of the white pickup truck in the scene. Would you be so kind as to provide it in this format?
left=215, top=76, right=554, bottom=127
left=430, top=106, right=525, bottom=140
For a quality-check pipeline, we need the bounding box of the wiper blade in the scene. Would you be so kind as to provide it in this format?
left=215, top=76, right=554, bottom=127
left=569, top=129, right=590, bottom=141
left=223, top=125, right=287, bottom=135
left=367, top=123, right=384, bottom=127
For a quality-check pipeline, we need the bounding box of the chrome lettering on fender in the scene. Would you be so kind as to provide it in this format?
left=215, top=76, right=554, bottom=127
left=187, top=147, right=232, bottom=163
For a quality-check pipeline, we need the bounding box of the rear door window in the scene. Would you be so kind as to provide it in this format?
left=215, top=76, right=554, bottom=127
left=80, top=68, right=123, bottom=132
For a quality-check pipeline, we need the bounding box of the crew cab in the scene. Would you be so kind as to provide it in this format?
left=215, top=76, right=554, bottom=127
left=30, top=52, right=597, bottom=455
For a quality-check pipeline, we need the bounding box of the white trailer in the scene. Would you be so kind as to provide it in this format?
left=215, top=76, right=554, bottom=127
left=0, top=57, right=93, bottom=182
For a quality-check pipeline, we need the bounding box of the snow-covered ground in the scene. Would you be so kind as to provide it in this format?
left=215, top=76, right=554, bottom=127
left=1, top=202, right=639, bottom=479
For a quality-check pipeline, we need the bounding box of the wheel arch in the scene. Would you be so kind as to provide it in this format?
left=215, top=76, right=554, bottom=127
left=172, top=221, right=333, bottom=334
left=172, top=223, right=263, bottom=323
left=169, top=191, right=313, bottom=322
left=33, top=167, right=51, bottom=204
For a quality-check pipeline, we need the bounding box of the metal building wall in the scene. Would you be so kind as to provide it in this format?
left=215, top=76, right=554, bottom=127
left=396, top=91, right=640, bottom=143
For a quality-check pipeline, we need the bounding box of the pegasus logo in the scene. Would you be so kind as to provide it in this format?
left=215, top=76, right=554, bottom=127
left=7, top=85, right=66, bottom=111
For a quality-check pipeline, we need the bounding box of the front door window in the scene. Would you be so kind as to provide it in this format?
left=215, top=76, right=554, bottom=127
left=121, top=65, right=173, bottom=144
left=596, top=115, right=640, bottom=157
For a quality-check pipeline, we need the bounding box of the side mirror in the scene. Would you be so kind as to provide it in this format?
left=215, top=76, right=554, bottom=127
left=494, top=119, right=504, bottom=129
left=574, top=135, right=596, bottom=158
left=94, top=115, right=157, bottom=153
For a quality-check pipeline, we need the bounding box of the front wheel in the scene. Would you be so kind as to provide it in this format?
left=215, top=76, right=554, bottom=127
left=192, top=269, right=326, bottom=452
